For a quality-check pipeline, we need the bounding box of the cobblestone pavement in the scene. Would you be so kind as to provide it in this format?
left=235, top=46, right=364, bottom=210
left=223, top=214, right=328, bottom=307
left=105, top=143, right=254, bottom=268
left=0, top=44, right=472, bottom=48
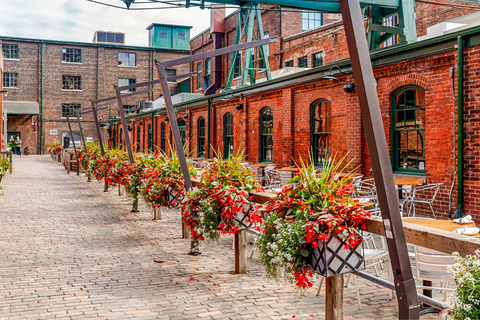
left=0, top=155, right=440, bottom=319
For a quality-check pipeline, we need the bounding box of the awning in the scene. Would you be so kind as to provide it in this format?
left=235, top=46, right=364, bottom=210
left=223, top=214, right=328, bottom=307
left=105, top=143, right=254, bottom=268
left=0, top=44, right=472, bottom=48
left=3, top=101, right=40, bottom=115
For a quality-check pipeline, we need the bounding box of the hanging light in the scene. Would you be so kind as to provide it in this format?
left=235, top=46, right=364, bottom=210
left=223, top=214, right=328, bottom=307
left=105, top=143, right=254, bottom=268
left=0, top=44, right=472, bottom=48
left=323, top=65, right=344, bottom=81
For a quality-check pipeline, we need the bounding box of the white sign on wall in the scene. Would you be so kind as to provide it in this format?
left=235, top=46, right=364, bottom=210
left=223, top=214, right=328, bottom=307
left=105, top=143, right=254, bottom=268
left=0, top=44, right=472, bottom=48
left=49, top=130, right=58, bottom=135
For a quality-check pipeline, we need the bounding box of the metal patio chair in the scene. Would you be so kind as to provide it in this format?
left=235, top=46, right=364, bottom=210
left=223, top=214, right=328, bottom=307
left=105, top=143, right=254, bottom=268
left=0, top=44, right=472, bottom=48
left=405, top=183, right=443, bottom=219
left=414, top=245, right=455, bottom=303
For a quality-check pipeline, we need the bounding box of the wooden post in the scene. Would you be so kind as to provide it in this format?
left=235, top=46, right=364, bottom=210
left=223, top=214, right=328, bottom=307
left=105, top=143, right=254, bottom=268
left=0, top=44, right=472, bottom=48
left=325, top=275, right=344, bottom=320
left=66, top=153, right=71, bottom=174
left=234, top=229, right=247, bottom=274
left=118, top=184, right=123, bottom=196
left=153, top=207, right=161, bottom=220
left=9, top=152, right=12, bottom=173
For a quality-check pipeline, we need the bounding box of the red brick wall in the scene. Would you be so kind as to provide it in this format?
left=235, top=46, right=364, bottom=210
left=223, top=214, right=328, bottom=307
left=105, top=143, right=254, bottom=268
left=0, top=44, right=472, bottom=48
left=125, top=43, right=472, bottom=220
left=415, top=1, right=478, bottom=37
left=0, top=38, right=189, bottom=154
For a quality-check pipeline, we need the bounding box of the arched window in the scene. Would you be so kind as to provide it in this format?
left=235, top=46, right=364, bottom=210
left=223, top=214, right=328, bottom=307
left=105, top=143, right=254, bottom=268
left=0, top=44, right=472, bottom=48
left=177, top=119, right=186, bottom=147
left=136, top=125, right=141, bottom=152
left=160, top=122, right=166, bottom=152
left=119, top=128, right=123, bottom=150
left=260, top=107, right=273, bottom=162
left=223, top=113, right=234, bottom=159
left=197, top=117, right=205, bottom=158
left=392, top=86, right=426, bottom=173
left=311, top=99, right=331, bottom=166
left=147, top=124, right=152, bottom=153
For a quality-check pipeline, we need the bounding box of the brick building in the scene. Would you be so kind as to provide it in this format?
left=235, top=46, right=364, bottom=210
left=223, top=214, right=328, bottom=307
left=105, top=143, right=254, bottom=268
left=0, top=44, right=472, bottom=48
left=109, top=5, right=480, bottom=222
left=1, top=24, right=192, bottom=154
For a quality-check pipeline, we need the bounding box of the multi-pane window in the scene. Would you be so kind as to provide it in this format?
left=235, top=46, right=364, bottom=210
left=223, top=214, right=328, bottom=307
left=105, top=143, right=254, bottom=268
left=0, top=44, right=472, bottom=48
left=197, top=62, right=202, bottom=90
left=160, top=122, right=166, bottom=152
left=197, top=117, right=205, bottom=158
left=298, top=56, right=308, bottom=68
left=302, top=10, right=323, bottom=31
left=204, top=58, right=211, bottom=89
left=223, top=113, right=234, bottom=159
left=392, top=86, right=426, bottom=172
left=118, top=78, right=136, bottom=92
left=62, top=103, right=81, bottom=118
left=260, top=107, right=273, bottom=162
left=178, top=30, right=185, bottom=40
left=62, top=48, right=81, bottom=63
left=284, top=60, right=294, bottom=67
left=118, top=52, right=136, bottom=66
left=62, top=76, right=81, bottom=90
left=136, top=126, right=141, bottom=152
left=383, top=14, right=400, bottom=47
left=123, top=105, right=134, bottom=115
left=2, top=44, right=18, bottom=59
left=166, top=69, right=177, bottom=78
left=233, top=51, right=242, bottom=78
left=159, top=29, right=167, bottom=38
left=148, top=124, right=153, bottom=153
left=312, top=52, right=323, bottom=68
left=311, top=99, right=331, bottom=166
left=178, top=119, right=186, bottom=147
left=3, top=73, right=18, bottom=88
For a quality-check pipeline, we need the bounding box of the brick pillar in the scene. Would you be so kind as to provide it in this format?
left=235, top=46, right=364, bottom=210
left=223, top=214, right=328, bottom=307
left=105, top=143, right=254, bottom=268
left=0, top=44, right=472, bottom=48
left=281, top=88, right=294, bottom=167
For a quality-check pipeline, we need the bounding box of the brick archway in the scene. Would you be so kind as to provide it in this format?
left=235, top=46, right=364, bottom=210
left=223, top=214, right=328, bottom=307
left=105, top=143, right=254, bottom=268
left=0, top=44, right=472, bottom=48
left=386, top=74, right=428, bottom=93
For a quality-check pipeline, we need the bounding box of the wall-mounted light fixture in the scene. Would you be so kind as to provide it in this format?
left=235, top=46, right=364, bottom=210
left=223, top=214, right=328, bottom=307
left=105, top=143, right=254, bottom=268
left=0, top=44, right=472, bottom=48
left=323, top=65, right=344, bottom=81
left=236, top=103, right=244, bottom=110
left=138, top=121, right=143, bottom=126
left=127, top=125, right=133, bottom=131
left=183, top=113, right=189, bottom=119
left=343, top=83, right=355, bottom=93
left=164, top=117, right=169, bottom=123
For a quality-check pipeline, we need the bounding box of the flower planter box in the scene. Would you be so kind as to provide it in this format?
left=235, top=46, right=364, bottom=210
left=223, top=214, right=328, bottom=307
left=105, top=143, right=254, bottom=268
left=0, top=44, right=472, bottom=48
left=310, top=236, right=365, bottom=277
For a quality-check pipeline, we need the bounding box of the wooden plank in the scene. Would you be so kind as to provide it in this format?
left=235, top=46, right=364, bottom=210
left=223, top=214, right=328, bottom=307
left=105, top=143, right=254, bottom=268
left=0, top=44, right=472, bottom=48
left=325, top=275, right=344, bottom=320
left=365, top=216, right=480, bottom=256
left=234, top=229, right=247, bottom=274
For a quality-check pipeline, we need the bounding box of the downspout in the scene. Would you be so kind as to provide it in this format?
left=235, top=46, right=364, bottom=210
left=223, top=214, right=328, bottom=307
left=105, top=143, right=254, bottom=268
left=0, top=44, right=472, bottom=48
left=40, top=41, right=44, bottom=154
left=207, top=98, right=211, bottom=158
left=456, top=36, right=464, bottom=219
left=151, top=112, right=154, bottom=153
left=151, top=49, right=155, bottom=101
left=205, top=5, right=225, bottom=96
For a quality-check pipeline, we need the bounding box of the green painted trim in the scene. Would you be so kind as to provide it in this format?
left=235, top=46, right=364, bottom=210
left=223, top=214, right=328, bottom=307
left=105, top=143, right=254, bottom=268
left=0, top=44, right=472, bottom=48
left=0, top=35, right=190, bottom=53
left=391, top=85, right=426, bottom=176
left=146, top=23, right=193, bottom=30
left=40, top=41, right=44, bottom=154
left=207, top=98, right=211, bottom=158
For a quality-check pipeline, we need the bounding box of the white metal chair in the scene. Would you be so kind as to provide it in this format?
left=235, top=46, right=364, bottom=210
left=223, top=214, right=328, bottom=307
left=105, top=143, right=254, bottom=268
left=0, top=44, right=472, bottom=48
left=405, top=183, right=443, bottom=219
left=414, top=245, right=455, bottom=303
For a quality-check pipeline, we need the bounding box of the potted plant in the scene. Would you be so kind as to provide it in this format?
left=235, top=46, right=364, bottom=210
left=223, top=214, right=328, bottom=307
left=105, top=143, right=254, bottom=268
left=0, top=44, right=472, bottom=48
left=141, top=146, right=197, bottom=209
left=182, top=149, right=263, bottom=243
left=254, top=155, right=370, bottom=291
left=0, top=157, right=12, bottom=183
left=442, top=250, right=480, bottom=320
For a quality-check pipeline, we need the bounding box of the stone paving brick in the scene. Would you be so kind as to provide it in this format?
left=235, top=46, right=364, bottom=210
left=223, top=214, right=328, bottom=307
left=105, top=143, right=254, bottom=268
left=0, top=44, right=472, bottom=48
left=0, top=156, right=444, bottom=319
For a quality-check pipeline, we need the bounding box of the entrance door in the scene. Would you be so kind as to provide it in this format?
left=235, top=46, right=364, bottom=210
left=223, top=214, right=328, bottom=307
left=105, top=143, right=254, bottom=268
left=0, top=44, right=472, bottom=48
left=7, top=132, right=19, bottom=152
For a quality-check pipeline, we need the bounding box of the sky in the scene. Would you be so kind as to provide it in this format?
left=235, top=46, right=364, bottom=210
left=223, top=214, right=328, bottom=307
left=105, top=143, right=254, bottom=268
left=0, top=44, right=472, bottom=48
left=0, top=0, right=234, bottom=47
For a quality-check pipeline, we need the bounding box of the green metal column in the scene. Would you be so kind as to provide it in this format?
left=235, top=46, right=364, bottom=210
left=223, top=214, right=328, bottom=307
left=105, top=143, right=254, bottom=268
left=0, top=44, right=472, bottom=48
left=40, top=41, right=44, bottom=154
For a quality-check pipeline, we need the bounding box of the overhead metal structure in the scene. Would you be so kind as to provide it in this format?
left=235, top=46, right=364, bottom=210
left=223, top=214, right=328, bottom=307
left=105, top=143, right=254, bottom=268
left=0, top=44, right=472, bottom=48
left=88, top=0, right=480, bottom=318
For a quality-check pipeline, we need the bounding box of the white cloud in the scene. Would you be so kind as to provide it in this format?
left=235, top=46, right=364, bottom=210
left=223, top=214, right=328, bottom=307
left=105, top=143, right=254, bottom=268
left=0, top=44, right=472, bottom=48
left=0, top=0, right=216, bottom=46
